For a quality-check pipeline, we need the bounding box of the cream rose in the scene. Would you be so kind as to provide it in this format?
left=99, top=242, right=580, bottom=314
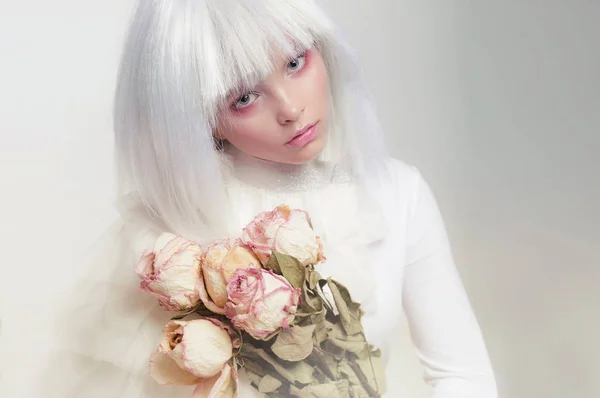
left=135, top=233, right=203, bottom=311
left=224, top=268, right=301, bottom=340
left=150, top=318, right=236, bottom=397
left=241, top=205, right=325, bottom=266
left=191, top=362, right=236, bottom=398
left=201, top=239, right=261, bottom=308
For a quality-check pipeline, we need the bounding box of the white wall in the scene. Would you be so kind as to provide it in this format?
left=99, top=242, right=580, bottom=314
left=443, top=3, right=600, bottom=398
left=0, top=2, right=129, bottom=396
left=325, top=1, right=600, bottom=397
left=2, top=1, right=598, bottom=397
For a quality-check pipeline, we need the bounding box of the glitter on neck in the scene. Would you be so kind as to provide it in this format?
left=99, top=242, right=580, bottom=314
left=221, top=145, right=352, bottom=193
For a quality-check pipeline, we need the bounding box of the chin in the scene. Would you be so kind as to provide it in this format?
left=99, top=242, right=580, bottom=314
left=286, top=138, right=326, bottom=164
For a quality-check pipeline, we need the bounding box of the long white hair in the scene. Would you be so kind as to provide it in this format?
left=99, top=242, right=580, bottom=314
left=114, top=0, right=387, bottom=237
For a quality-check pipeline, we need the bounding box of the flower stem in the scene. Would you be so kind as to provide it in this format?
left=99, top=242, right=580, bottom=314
left=310, top=347, right=336, bottom=380
left=348, top=353, right=380, bottom=398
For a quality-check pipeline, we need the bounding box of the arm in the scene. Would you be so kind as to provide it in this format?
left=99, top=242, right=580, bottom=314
left=402, top=170, right=497, bottom=397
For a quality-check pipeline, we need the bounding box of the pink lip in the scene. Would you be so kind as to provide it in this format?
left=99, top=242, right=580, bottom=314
left=286, top=122, right=318, bottom=148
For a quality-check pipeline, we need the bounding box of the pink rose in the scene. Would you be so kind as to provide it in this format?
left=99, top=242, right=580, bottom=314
left=241, top=205, right=325, bottom=266
left=135, top=233, right=203, bottom=311
left=150, top=318, right=238, bottom=397
left=224, top=268, right=301, bottom=340
left=201, top=240, right=261, bottom=308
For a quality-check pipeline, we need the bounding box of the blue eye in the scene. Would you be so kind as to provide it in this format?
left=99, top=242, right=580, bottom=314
left=287, top=54, right=306, bottom=72
left=233, top=92, right=258, bottom=109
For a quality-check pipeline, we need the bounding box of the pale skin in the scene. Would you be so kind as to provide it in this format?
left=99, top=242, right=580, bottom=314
left=216, top=46, right=330, bottom=165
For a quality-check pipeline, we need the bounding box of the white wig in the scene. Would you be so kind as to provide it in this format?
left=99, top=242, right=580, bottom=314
left=114, top=0, right=387, bottom=237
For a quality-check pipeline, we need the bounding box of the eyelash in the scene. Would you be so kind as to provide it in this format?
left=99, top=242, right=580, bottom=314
left=231, top=50, right=310, bottom=110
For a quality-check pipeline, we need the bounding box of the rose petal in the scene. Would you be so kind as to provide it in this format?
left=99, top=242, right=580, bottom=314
left=221, top=244, right=260, bottom=282
left=241, top=208, right=287, bottom=266
left=274, top=211, right=320, bottom=265
left=205, top=318, right=241, bottom=349
left=198, top=265, right=226, bottom=314
left=202, top=265, right=229, bottom=307
left=153, top=233, right=183, bottom=267
left=191, top=363, right=236, bottom=398
left=150, top=350, right=200, bottom=386
left=241, top=205, right=323, bottom=267
left=201, top=241, right=231, bottom=306
left=181, top=320, right=233, bottom=378
left=225, top=269, right=299, bottom=340
left=137, top=233, right=206, bottom=310
left=134, top=250, right=155, bottom=280
left=149, top=264, right=201, bottom=303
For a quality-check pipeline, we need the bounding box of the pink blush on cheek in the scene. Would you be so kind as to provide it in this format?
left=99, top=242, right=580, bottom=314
left=295, top=49, right=313, bottom=77
left=229, top=98, right=261, bottom=117
left=231, top=105, right=255, bottom=116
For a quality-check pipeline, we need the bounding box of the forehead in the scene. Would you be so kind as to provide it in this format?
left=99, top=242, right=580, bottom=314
left=194, top=0, right=332, bottom=120
left=218, top=36, right=312, bottom=96
left=227, top=41, right=308, bottom=90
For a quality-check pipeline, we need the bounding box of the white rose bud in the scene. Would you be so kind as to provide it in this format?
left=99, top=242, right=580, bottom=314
left=135, top=233, right=203, bottom=311
left=242, top=205, right=325, bottom=267
left=150, top=318, right=234, bottom=389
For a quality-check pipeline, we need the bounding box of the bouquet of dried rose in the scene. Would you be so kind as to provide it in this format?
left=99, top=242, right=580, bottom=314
left=135, top=205, right=386, bottom=397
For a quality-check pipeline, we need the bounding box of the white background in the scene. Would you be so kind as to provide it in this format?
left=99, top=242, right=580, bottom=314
left=2, top=1, right=599, bottom=397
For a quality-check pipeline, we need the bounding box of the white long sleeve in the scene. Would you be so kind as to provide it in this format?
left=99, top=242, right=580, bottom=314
left=402, top=172, right=497, bottom=397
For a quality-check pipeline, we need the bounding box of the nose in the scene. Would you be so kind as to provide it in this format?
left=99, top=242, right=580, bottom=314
left=274, top=86, right=304, bottom=125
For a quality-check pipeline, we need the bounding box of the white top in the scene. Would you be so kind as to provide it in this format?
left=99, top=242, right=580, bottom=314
left=367, top=159, right=498, bottom=397
left=225, top=157, right=498, bottom=397
left=36, top=156, right=497, bottom=397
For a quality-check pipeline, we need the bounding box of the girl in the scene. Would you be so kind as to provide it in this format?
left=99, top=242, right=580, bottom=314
left=42, top=0, right=497, bottom=396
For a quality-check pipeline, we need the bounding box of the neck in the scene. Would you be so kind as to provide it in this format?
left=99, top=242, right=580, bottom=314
left=222, top=145, right=351, bottom=192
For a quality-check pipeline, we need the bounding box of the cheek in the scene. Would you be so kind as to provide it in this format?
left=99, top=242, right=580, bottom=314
left=311, top=60, right=329, bottom=110
left=308, top=53, right=328, bottom=92
left=221, top=118, right=272, bottom=146
left=226, top=125, right=258, bottom=142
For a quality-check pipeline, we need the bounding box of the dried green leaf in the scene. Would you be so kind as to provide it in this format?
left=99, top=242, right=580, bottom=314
left=348, top=384, right=372, bottom=398
left=289, top=360, right=317, bottom=385
left=355, top=354, right=387, bottom=395
left=272, top=324, right=316, bottom=362
left=320, top=340, right=344, bottom=360
left=258, top=374, right=282, bottom=393
left=308, top=346, right=339, bottom=381
left=327, top=322, right=368, bottom=354
left=265, top=250, right=282, bottom=274
left=242, top=346, right=314, bottom=385
left=337, top=359, right=362, bottom=387
left=242, top=346, right=296, bottom=383
left=244, top=370, right=263, bottom=387
left=298, top=288, right=323, bottom=314
left=333, top=379, right=350, bottom=397
left=265, top=393, right=280, bottom=398
left=294, top=311, right=326, bottom=348
left=307, top=269, right=322, bottom=290
left=312, top=312, right=328, bottom=345
left=274, top=252, right=306, bottom=289
left=327, top=279, right=363, bottom=335
left=290, top=379, right=349, bottom=398
left=290, top=382, right=338, bottom=397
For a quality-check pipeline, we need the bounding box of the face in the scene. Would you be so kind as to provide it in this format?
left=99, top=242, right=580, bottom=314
left=215, top=46, right=329, bottom=164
